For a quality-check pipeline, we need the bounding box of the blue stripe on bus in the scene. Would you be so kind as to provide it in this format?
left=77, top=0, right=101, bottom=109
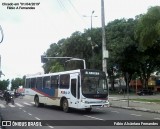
left=33, top=87, right=55, bottom=97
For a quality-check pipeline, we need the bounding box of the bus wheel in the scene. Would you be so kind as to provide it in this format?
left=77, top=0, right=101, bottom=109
left=35, top=96, right=40, bottom=107
left=85, top=108, right=92, bottom=113
left=62, top=99, right=70, bottom=113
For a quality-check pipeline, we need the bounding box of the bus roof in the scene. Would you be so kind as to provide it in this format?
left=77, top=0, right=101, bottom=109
left=25, top=69, right=105, bottom=78
left=26, top=69, right=81, bottom=78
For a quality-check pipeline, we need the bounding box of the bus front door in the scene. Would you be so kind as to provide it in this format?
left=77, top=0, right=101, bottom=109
left=70, top=73, right=80, bottom=108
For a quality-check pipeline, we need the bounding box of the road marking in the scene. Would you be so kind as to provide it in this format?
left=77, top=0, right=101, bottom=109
left=111, top=111, right=119, bottom=113
left=48, top=126, right=54, bottom=128
left=8, top=104, right=15, bottom=107
left=35, top=117, right=40, bottom=120
left=46, top=124, right=54, bottom=128
left=109, top=97, right=118, bottom=99
left=130, top=114, right=142, bottom=117
left=28, top=113, right=32, bottom=116
left=154, top=118, right=160, bottom=120
left=23, top=102, right=32, bottom=106
left=0, top=104, right=5, bottom=108
left=84, top=115, right=104, bottom=120
left=23, top=110, right=26, bottom=112
left=15, top=103, right=24, bottom=107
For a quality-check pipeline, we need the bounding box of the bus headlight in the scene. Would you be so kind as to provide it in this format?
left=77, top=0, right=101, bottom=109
left=81, top=100, right=89, bottom=104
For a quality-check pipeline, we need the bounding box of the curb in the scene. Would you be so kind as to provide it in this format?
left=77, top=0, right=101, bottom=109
left=0, top=113, right=2, bottom=129
left=109, top=99, right=160, bottom=114
left=110, top=99, right=158, bottom=104
left=110, top=105, right=160, bottom=114
left=110, top=99, right=160, bottom=105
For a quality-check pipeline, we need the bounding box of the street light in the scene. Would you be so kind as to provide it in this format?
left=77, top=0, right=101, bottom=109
left=83, top=11, right=98, bottom=69
left=83, top=11, right=97, bottom=41
left=83, top=10, right=98, bottom=31
left=0, top=25, right=4, bottom=43
left=91, top=10, right=96, bottom=30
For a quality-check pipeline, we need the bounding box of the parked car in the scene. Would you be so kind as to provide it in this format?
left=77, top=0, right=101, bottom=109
left=137, top=89, right=154, bottom=95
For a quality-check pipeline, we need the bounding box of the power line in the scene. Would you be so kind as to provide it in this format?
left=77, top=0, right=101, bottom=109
left=57, top=0, right=69, bottom=13
left=67, top=0, right=94, bottom=30
left=56, top=0, right=92, bottom=31
left=67, top=0, right=82, bottom=17
left=56, top=0, right=78, bottom=27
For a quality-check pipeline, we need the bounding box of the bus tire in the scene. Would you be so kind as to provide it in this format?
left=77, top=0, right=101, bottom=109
left=85, top=108, right=92, bottom=113
left=62, top=99, right=70, bottom=113
left=34, top=96, right=40, bottom=107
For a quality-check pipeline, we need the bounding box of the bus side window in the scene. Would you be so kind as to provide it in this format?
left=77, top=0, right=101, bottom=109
left=36, top=77, right=43, bottom=89
left=60, top=74, right=70, bottom=89
left=43, top=76, right=51, bottom=89
left=31, top=78, right=36, bottom=88
left=25, top=78, right=31, bottom=88
left=51, top=75, right=59, bottom=88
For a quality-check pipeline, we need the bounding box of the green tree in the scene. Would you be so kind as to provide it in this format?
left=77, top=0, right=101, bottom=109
left=135, top=6, right=160, bottom=48
left=106, top=18, right=138, bottom=90
left=42, top=40, right=64, bottom=73
left=135, top=6, right=160, bottom=88
left=11, top=78, right=23, bottom=91
left=43, top=31, right=94, bottom=73
left=42, top=6, right=160, bottom=91
left=0, top=79, right=10, bottom=91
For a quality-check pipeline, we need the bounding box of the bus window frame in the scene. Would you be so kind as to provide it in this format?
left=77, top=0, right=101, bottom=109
left=60, top=74, right=70, bottom=89
left=51, top=75, right=59, bottom=89
left=31, top=78, right=36, bottom=88
left=36, top=77, right=43, bottom=89
left=25, top=78, right=31, bottom=88
left=43, top=76, right=51, bottom=89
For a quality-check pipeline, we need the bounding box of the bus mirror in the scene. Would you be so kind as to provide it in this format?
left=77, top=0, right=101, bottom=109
left=41, top=55, right=48, bottom=63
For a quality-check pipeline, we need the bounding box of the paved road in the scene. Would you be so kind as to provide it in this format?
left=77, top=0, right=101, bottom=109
left=0, top=97, right=160, bottom=129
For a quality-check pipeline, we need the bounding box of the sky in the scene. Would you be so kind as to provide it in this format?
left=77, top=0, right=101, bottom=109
left=0, top=0, right=160, bottom=81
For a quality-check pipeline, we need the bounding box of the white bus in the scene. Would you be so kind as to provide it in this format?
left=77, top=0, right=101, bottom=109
left=24, top=69, right=109, bottom=112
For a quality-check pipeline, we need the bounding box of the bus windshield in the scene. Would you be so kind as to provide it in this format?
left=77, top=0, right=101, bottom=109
left=81, top=70, right=108, bottom=98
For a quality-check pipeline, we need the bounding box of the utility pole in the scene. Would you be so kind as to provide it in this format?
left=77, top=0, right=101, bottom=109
left=0, top=55, right=1, bottom=76
left=126, top=72, right=130, bottom=107
left=101, top=0, right=108, bottom=75
left=0, top=25, right=4, bottom=77
left=0, top=55, right=5, bottom=77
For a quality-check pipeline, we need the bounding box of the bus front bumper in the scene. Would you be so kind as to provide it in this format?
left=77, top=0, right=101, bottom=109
left=81, top=100, right=110, bottom=108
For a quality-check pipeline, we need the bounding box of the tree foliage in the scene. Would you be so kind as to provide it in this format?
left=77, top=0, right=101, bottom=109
left=42, top=6, right=160, bottom=90
left=135, top=6, right=160, bottom=48
left=0, top=79, right=10, bottom=91
left=11, top=78, right=23, bottom=90
left=135, top=6, right=160, bottom=88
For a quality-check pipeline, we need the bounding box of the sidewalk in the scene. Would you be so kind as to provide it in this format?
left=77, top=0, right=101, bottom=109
left=109, top=94, right=160, bottom=114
